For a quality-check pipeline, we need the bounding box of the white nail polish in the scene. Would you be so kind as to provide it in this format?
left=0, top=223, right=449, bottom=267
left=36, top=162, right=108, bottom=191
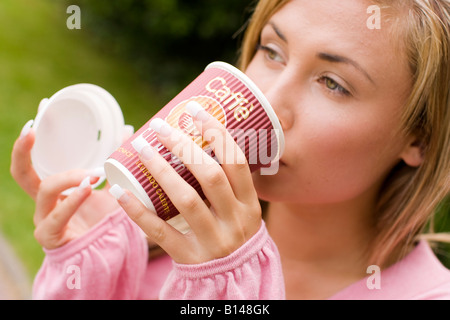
left=20, top=119, right=34, bottom=138
left=37, top=98, right=49, bottom=113
left=78, top=176, right=92, bottom=190
left=149, top=118, right=172, bottom=137
left=109, top=184, right=127, bottom=203
left=185, top=101, right=204, bottom=117
left=186, top=101, right=209, bottom=122
left=87, top=167, right=105, bottom=177
left=131, top=135, right=149, bottom=154
left=123, top=124, right=135, bottom=141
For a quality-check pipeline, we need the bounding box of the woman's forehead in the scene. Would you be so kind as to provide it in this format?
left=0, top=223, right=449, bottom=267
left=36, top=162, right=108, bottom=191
left=268, top=0, right=411, bottom=82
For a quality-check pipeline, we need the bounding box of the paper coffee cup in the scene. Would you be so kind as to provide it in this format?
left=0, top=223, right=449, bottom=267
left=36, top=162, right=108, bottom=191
left=104, top=62, right=284, bottom=232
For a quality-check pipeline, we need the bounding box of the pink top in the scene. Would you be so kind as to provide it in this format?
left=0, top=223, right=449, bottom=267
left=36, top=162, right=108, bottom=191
left=32, top=208, right=450, bottom=300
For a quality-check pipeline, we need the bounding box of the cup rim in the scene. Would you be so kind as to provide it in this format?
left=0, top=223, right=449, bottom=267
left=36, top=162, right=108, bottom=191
left=205, top=61, right=285, bottom=162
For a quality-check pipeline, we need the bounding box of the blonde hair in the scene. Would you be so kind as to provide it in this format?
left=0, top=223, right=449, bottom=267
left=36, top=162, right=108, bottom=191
left=238, top=0, right=450, bottom=267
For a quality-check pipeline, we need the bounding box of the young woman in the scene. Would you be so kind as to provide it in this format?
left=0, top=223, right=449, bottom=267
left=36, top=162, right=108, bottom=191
left=11, top=0, right=450, bottom=299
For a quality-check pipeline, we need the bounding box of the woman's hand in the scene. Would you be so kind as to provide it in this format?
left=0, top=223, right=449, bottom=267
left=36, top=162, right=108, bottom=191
left=111, top=107, right=262, bottom=264
left=10, top=120, right=119, bottom=249
left=33, top=172, right=99, bottom=249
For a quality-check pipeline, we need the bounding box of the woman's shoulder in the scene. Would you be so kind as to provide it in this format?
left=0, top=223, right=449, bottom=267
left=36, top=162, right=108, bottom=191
left=398, top=240, right=450, bottom=299
left=330, top=240, right=450, bottom=300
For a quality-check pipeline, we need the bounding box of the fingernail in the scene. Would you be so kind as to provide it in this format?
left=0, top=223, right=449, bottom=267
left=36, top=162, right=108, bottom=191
left=109, top=184, right=129, bottom=203
left=86, top=167, right=105, bottom=177
left=20, top=119, right=34, bottom=138
left=37, top=98, right=49, bottom=113
left=78, top=176, right=92, bottom=190
left=185, top=101, right=209, bottom=122
left=149, top=118, right=172, bottom=137
left=131, top=136, right=154, bottom=161
left=123, top=124, right=135, bottom=141
left=131, top=135, right=149, bottom=154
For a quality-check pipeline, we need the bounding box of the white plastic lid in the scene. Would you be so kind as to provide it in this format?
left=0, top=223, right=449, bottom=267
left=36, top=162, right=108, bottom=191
left=31, top=84, right=126, bottom=191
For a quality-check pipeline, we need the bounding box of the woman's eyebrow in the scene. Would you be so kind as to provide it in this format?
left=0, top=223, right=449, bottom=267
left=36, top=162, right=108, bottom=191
left=268, top=21, right=375, bottom=85
left=317, top=52, right=375, bottom=85
left=268, top=21, right=288, bottom=43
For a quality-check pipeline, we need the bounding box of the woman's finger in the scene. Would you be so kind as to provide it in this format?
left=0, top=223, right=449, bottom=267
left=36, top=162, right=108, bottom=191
left=146, top=119, right=237, bottom=216
left=45, top=177, right=93, bottom=229
left=34, top=170, right=96, bottom=225
left=186, top=102, right=257, bottom=202
left=10, top=121, right=41, bottom=200
left=130, top=137, right=218, bottom=238
left=109, top=184, right=187, bottom=261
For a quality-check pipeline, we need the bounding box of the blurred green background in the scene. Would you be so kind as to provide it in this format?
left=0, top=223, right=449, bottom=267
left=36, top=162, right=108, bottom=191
left=0, top=0, right=448, bottom=295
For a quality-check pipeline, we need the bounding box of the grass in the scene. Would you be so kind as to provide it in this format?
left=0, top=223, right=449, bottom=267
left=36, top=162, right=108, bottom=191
left=0, top=0, right=165, bottom=279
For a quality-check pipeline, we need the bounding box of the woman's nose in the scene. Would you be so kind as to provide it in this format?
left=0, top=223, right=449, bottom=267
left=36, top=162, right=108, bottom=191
left=263, top=78, right=295, bottom=132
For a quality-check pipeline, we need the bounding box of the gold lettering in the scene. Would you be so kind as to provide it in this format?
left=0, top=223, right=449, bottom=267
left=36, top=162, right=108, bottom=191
left=156, top=189, right=171, bottom=214
left=205, top=76, right=255, bottom=122
left=205, top=77, right=226, bottom=94
left=234, top=103, right=255, bottom=122
left=117, top=147, right=134, bottom=158
left=136, top=160, right=171, bottom=215
left=223, top=92, right=247, bottom=111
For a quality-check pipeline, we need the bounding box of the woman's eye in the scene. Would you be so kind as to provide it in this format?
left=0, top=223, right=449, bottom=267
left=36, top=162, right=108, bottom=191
left=319, top=76, right=351, bottom=96
left=257, top=44, right=284, bottom=63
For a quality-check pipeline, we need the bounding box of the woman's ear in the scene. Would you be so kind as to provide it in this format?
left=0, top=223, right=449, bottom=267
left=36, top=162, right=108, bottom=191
left=400, top=137, right=425, bottom=167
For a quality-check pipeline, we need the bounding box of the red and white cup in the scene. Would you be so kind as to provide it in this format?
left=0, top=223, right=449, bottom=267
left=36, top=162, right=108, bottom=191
left=104, top=62, right=284, bottom=232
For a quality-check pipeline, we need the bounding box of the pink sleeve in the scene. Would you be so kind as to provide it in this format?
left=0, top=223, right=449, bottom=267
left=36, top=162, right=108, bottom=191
left=32, top=208, right=148, bottom=300
left=159, top=221, right=285, bottom=300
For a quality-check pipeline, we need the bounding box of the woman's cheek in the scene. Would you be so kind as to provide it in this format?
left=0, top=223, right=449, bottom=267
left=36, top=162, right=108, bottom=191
left=288, top=120, right=388, bottom=202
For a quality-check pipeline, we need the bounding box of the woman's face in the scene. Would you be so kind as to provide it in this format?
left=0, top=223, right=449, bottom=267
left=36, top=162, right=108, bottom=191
left=247, top=0, right=413, bottom=204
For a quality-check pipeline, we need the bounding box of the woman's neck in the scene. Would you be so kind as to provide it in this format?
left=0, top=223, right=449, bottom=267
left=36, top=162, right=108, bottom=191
left=265, top=195, right=376, bottom=299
